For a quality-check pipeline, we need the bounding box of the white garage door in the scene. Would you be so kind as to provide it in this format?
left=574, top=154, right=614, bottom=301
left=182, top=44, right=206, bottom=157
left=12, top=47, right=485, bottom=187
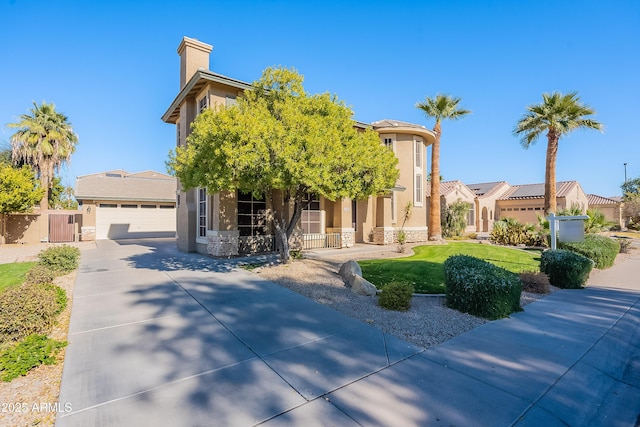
left=96, top=204, right=176, bottom=239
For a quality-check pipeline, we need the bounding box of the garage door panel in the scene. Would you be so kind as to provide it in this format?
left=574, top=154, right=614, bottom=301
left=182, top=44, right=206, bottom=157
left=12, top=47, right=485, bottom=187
left=96, top=207, right=176, bottom=239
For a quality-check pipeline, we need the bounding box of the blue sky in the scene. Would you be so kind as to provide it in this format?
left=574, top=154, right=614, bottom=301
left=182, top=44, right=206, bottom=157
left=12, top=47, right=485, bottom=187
left=1, top=0, right=638, bottom=198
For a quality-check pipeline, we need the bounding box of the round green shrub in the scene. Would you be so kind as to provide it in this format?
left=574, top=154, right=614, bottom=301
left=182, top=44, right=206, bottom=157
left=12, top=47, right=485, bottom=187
left=37, top=245, right=80, bottom=274
left=540, top=249, right=593, bottom=289
left=0, top=283, right=66, bottom=345
left=558, top=234, right=619, bottom=269
left=444, top=255, right=522, bottom=320
left=378, top=282, right=414, bottom=311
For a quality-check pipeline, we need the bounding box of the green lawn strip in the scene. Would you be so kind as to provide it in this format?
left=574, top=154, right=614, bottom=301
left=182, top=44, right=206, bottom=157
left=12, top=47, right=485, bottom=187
left=359, top=242, right=541, bottom=294
left=0, top=262, right=36, bottom=293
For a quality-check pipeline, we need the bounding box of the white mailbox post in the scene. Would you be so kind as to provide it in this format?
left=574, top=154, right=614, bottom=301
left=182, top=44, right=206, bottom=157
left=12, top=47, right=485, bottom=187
left=548, top=212, right=590, bottom=250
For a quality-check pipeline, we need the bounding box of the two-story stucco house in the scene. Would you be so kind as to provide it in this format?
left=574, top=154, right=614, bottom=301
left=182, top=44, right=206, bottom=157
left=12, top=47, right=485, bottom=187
left=162, top=37, right=435, bottom=256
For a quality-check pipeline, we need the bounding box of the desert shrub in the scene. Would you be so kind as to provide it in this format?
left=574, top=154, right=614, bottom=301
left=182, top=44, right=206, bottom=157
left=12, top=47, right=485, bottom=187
left=378, top=282, right=414, bottom=311
left=0, top=283, right=66, bottom=344
left=490, top=218, right=546, bottom=247
left=584, top=209, right=615, bottom=233
left=290, top=250, right=303, bottom=260
left=24, top=263, right=56, bottom=285
left=0, top=334, right=67, bottom=382
left=37, top=245, right=80, bottom=274
left=444, top=255, right=522, bottom=320
left=519, top=271, right=551, bottom=294
left=559, top=234, right=619, bottom=269
left=466, top=232, right=478, bottom=240
left=442, top=199, right=471, bottom=238
left=540, top=250, right=593, bottom=289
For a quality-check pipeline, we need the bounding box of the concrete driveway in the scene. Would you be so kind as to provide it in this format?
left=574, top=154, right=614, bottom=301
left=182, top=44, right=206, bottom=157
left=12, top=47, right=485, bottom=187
left=56, top=239, right=640, bottom=426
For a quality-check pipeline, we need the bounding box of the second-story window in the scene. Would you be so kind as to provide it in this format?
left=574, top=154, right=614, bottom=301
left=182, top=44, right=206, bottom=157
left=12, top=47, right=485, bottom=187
left=198, top=95, right=208, bottom=114
left=415, top=140, right=422, bottom=168
left=383, top=137, right=394, bottom=150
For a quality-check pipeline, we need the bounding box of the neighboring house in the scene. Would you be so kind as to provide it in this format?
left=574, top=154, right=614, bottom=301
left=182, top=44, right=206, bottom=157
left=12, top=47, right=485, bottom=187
left=467, top=181, right=511, bottom=232
left=425, top=180, right=477, bottom=234
left=427, top=180, right=593, bottom=233
left=587, top=194, right=624, bottom=228
left=75, top=170, right=177, bottom=240
left=161, top=37, right=436, bottom=256
left=496, top=181, right=588, bottom=224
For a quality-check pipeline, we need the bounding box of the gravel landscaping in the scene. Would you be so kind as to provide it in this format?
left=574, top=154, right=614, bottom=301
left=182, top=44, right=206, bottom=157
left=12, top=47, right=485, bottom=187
left=257, top=247, right=549, bottom=349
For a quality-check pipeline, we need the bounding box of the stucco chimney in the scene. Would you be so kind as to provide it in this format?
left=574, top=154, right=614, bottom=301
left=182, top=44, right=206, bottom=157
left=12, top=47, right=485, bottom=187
left=177, top=37, right=213, bottom=89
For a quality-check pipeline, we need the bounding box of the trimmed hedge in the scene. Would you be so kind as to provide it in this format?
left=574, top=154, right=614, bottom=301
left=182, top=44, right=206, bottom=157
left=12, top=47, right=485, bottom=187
left=444, top=255, right=522, bottom=320
left=559, top=234, right=619, bottom=269
left=540, top=249, right=593, bottom=289
left=37, top=245, right=80, bottom=274
left=0, top=283, right=66, bottom=345
left=378, top=282, right=413, bottom=311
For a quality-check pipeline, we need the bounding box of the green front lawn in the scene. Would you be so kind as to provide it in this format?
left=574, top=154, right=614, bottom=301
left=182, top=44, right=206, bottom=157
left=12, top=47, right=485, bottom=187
left=0, top=262, right=35, bottom=293
left=359, top=243, right=541, bottom=294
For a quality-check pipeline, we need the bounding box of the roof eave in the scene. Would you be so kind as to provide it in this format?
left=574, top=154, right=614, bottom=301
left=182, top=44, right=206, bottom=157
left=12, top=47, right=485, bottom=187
left=162, top=70, right=253, bottom=123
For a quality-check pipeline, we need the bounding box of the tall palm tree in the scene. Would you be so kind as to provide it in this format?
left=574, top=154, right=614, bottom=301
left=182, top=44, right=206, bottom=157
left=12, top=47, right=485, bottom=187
left=514, top=92, right=602, bottom=214
left=416, top=94, right=470, bottom=240
left=8, top=102, right=78, bottom=210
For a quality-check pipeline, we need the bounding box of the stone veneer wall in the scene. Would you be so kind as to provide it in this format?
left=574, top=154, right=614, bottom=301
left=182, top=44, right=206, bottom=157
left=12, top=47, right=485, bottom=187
left=326, top=227, right=354, bottom=248
left=207, top=230, right=239, bottom=257
left=373, top=227, right=428, bottom=245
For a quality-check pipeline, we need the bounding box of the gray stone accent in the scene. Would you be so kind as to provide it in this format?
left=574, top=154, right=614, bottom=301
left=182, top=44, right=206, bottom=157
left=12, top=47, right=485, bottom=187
left=351, top=275, right=378, bottom=296
left=339, top=261, right=362, bottom=287
left=207, top=230, right=239, bottom=257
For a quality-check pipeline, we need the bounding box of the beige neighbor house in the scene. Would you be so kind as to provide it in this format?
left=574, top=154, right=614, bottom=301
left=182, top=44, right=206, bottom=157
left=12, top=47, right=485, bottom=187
left=426, top=180, right=595, bottom=233
left=162, top=37, right=436, bottom=256
left=587, top=194, right=624, bottom=228
left=496, top=181, right=589, bottom=224
left=75, top=170, right=177, bottom=240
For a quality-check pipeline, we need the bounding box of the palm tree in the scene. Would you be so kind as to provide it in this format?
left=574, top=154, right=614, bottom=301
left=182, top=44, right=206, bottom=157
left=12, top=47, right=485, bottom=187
left=416, top=94, right=470, bottom=240
left=8, top=102, right=78, bottom=210
left=514, top=92, right=602, bottom=214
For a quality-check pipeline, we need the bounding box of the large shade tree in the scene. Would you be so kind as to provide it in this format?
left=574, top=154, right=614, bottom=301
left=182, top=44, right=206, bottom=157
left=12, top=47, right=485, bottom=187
left=416, top=94, right=470, bottom=240
left=514, top=92, right=603, bottom=214
left=168, top=67, right=399, bottom=261
left=8, top=102, right=79, bottom=210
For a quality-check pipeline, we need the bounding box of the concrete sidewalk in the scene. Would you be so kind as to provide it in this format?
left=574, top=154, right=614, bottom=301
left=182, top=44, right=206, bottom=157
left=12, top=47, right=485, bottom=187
left=56, top=239, right=640, bottom=426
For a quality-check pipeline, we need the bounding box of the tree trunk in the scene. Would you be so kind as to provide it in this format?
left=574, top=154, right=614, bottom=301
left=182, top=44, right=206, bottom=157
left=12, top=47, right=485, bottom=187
left=428, top=121, right=442, bottom=240
left=544, top=130, right=559, bottom=214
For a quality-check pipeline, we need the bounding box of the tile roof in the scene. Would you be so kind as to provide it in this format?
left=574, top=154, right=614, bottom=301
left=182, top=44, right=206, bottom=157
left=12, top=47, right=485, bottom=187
left=587, top=194, right=621, bottom=205
left=426, top=180, right=470, bottom=197
left=371, top=119, right=427, bottom=130
left=466, top=181, right=508, bottom=197
left=498, top=181, right=578, bottom=200
left=75, top=170, right=176, bottom=202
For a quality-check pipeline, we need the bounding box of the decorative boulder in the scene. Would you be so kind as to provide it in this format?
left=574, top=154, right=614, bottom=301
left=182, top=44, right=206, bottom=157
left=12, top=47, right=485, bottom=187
left=351, top=275, right=378, bottom=296
left=339, top=260, right=362, bottom=287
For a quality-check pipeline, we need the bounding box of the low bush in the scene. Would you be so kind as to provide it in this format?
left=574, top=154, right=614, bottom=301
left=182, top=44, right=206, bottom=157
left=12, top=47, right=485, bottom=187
left=559, top=234, right=619, bottom=269
left=37, top=245, right=80, bottom=274
left=0, top=283, right=66, bottom=344
left=444, top=255, right=522, bottom=320
left=24, top=263, right=56, bottom=285
left=540, top=249, right=592, bottom=289
left=378, top=282, right=414, bottom=311
left=490, top=218, right=546, bottom=247
left=519, top=271, right=551, bottom=294
left=0, top=334, right=67, bottom=382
